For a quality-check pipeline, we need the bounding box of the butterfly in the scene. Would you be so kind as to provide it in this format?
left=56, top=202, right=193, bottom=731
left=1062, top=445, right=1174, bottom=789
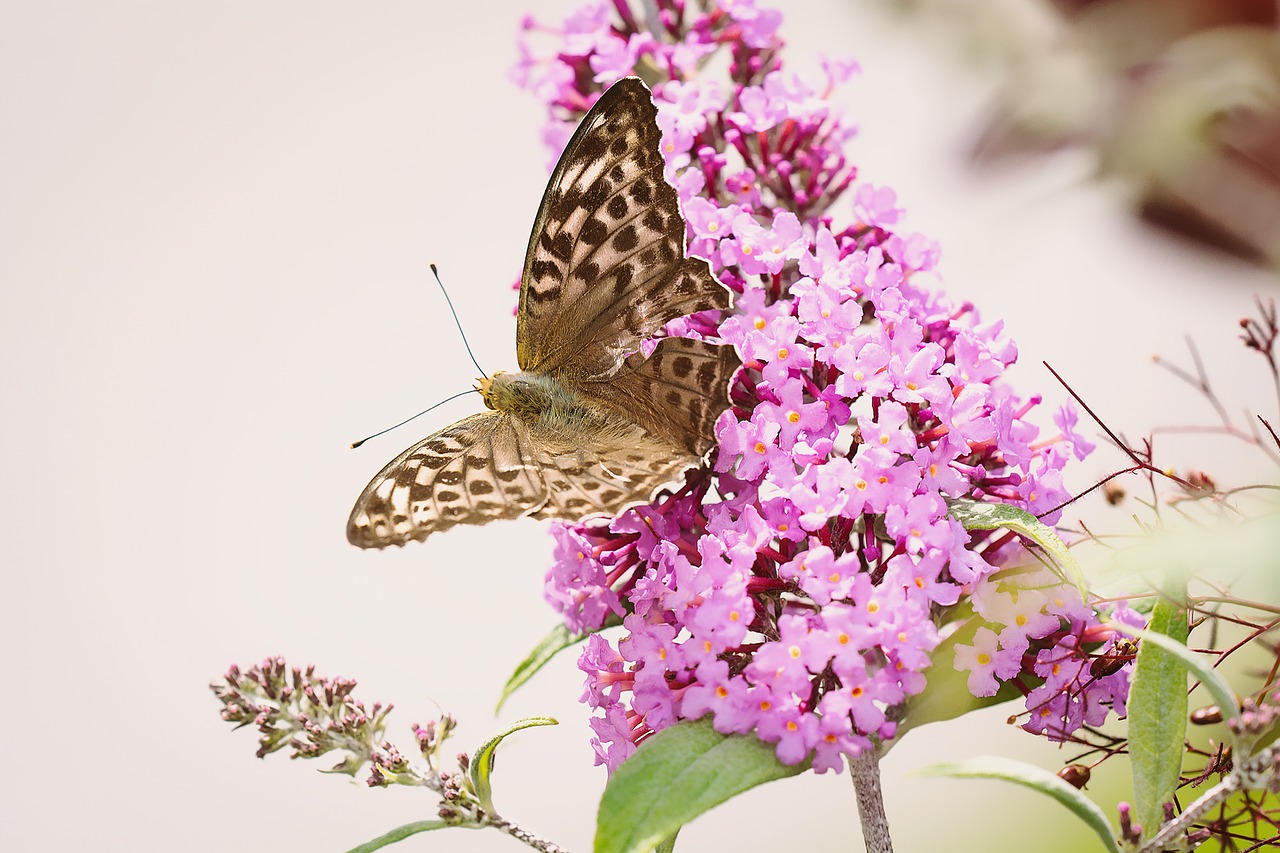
left=347, top=78, right=740, bottom=549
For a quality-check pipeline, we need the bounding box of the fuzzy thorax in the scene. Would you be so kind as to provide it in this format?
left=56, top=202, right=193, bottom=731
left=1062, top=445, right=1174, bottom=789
left=477, top=371, right=576, bottom=421
left=477, top=371, right=546, bottom=418
left=477, top=370, right=639, bottom=444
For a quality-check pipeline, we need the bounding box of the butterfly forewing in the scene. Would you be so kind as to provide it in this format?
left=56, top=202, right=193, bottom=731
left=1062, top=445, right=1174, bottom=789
left=517, top=78, right=729, bottom=379
left=347, top=410, right=695, bottom=548
left=346, top=413, right=545, bottom=547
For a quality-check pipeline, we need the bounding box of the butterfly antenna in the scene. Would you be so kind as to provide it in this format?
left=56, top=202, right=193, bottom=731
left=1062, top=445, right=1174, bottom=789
left=431, top=263, right=487, bottom=377
left=349, top=389, right=476, bottom=448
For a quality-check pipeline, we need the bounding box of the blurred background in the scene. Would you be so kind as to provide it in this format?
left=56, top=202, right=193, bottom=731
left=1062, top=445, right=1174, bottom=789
left=3, top=1, right=1277, bottom=850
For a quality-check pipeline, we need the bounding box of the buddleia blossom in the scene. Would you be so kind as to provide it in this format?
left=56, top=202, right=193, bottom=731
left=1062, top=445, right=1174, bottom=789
left=212, top=657, right=432, bottom=787
left=518, top=0, right=1132, bottom=773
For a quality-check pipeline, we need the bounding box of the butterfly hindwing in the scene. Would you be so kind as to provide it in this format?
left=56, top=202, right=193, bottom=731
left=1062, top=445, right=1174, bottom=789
left=582, top=336, right=740, bottom=456
left=516, top=78, right=729, bottom=380
left=526, top=424, right=693, bottom=521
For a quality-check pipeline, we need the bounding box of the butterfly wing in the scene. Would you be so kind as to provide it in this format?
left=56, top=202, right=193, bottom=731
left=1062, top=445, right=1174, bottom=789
left=347, top=410, right=694, bottom=549
left=580, top=336, right=740, bottom=456
left=516, top=77, right=730, bottom=380
left=525, top=422, right=694, bottom=522
left=347, top=413, right=547, bottom=548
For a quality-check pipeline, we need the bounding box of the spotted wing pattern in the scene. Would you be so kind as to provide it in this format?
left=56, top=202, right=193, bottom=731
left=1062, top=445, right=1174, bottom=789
left=516, top=78, right=729, bottom=380
left=582, top=336, right=740, bottom=456
left=346, top=411, right=692, bottom=548
left=526, top=425, right=693, bottom=523
left=348, top=414, right=537, bottom=547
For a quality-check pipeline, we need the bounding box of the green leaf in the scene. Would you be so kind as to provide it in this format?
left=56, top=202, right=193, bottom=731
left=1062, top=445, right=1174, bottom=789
left=947, top=498, right=1088, bottom=602
left=654, top=834, right=677, bottom=853
left=467, top=717, right=558, bottom=814
left=496, top=624, right=582, bottom=713
left=917, top=757, right=1121, bottom=853
left=344, top=820, right=451, bottom=853
left=596, top=719, right=808, bottom=853
left=497, top=616, right=620, bottom=712
left=1121, top=590, right=1191, bottom=844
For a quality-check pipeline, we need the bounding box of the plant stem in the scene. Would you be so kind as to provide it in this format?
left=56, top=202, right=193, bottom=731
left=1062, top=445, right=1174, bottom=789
left=1136, top=774, right=1240, bottom=852
left=489, top=814, right=571, bottom=853
left=1137, top=744, right=1278, bottom=852
left=850, top=749, right=893, bottom=853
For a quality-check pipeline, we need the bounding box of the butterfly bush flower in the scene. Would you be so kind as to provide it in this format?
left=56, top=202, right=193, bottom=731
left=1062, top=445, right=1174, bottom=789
left=517, top=0, right=1134, bottom=773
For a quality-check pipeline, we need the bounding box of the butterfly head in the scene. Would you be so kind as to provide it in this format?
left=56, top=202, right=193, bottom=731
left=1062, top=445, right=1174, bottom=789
left=475, top=371, right=504, bottom=409
left=477, top=370, right=544, bottom=417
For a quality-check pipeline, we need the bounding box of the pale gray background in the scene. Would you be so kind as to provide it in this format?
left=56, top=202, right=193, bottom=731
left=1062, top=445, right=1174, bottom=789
left=3, top=2, right=1273, bottom=851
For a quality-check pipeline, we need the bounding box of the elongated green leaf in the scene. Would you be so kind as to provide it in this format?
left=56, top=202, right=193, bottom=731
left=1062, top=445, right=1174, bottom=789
left=596, top=719, right=807, bottom=853
left=468, top=717, right=558, bottom=814
left=497, top=616, right=621, bottom=712
left=917, top=757, right=1121, bottom=853
left=947, top=498, right=1088, bottom=601
left=345, top=820, right=451, bottom=853
left=1121, top=590, right=1190, bottom=844
left=496, top=624, right=584, bottom=713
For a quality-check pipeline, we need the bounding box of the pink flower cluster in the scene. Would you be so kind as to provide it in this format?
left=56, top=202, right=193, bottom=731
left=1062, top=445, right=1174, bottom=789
left=519, top=0, right=1135, bottom=773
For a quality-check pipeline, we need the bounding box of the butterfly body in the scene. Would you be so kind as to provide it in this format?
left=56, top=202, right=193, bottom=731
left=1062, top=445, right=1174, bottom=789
left=348, top=78, right=739, bottom=549
left=479, top=369, right=648, bottom=453
left=480, top=370, right=588, bottom=426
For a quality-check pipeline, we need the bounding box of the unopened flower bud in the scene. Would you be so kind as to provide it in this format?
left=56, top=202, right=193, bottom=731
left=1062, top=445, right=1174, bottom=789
left=1058, top=764, right=1091, bottom=789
